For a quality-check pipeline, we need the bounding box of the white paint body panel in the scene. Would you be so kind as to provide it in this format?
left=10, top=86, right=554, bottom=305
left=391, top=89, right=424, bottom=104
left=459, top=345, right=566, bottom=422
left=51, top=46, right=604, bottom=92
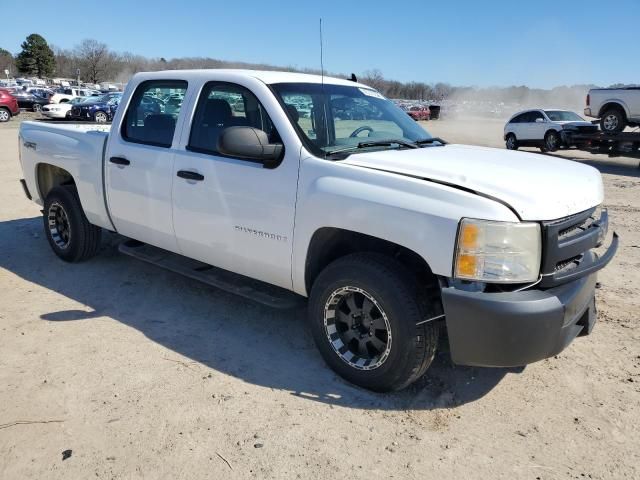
left=17, top=121, right=113, bottom=229
left=342, top=144, right=603, bottom=221
left=18, top=69, right=606, bottom=298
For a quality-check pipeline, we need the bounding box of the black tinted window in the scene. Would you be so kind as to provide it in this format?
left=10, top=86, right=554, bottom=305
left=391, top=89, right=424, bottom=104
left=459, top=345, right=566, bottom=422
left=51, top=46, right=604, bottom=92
left=188, top=82, right=278, bottom=156
left=122, top=80, right=187, bottom=148
left=511, top=113, right=526, bottom=124
left=530, top=111, right=544, bottom=122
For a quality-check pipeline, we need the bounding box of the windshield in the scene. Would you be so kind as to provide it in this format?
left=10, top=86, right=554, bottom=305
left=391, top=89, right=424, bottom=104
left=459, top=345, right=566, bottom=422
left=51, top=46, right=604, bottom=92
left=271, top=83, right=432, bottom=157
left=544, top=110, right=584, bottom=122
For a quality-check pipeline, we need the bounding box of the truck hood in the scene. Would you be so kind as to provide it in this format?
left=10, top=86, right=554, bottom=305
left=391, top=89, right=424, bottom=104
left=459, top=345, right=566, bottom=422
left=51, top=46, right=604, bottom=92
left=342, top=144, right=603, bottom=221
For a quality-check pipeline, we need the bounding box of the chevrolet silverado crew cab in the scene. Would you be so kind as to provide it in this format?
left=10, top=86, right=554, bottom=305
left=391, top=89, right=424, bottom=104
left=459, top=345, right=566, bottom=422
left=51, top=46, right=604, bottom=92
left=18, top=70, right=618, bottom=392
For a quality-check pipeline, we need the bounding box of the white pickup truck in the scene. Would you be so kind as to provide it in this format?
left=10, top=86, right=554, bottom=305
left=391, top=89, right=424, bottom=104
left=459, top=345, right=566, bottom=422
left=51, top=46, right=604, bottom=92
left=17, top=70, right=618, bottom=391
left=585, top=86, right=640, bottom=132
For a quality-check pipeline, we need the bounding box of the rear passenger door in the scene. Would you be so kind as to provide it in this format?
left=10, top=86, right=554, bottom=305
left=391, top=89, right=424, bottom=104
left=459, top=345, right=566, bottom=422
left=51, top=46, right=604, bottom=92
left=518, top=112, right=537, bottom=139
left=528, top=110, right=547, bottom=139
left=507, top=113, right=526, bottom=138
left=171, top=81, right=299, bottom=290
left=105, top=79, right=188, bottom=252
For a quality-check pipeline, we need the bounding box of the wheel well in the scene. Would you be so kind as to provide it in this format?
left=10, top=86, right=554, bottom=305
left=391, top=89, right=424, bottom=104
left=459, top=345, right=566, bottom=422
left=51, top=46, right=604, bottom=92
left=36, top=163, right=75, bottom=200
left=305, top=228, right=436, bottom=293
left=59, top=99, right=69, bottom=103
left=599, top=102, right=627, bottom=120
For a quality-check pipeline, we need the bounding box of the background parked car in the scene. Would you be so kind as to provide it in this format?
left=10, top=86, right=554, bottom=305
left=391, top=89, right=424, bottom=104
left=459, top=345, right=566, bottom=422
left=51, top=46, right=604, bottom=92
left=407, top=105, right=430, bottom=121
left=42, top=97, right=88, bottom=119
left=504, top=109, right=597, bottom=152
left=10, top=88, right=51, bottom=112
left=0, top=88, right=20, bottom=122
left=50, top=88, right=101, bottom=104
left=69, top=93, right=122, bottom=122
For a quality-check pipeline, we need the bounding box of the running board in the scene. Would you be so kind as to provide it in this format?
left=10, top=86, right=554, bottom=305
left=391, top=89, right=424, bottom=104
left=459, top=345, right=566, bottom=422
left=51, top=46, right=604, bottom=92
left=118, top=240, right=304, bottom=309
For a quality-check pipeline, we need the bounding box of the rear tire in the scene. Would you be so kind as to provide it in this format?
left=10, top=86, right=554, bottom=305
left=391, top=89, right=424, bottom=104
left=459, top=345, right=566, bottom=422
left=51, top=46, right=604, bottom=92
left=600, top=108, right=625, bottom=133
left=43, top=186, right=102, bottom=262
left=308, top=253, right=439, bottom=392
left=32, top=103, right=42, bottom=112
left=505, top=133, right=518, bottom=150
left=0, top=107, right=10, bottom=122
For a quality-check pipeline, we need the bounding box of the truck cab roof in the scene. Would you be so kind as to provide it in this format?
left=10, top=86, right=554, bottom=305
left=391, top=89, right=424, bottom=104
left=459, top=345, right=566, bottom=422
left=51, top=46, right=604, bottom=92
left=131, top=69, right=368, bottom=88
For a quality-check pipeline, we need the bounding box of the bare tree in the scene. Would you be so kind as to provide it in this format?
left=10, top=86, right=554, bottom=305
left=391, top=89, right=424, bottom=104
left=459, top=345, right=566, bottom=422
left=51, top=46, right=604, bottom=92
left=361, top=69, right=386, bottom=91
left=75, top=39, right=114, bottom=84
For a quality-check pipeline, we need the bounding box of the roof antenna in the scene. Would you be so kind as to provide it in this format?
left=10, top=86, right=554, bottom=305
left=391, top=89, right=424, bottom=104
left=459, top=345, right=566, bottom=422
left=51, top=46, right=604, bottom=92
left=319, top=18, right=325, bottom=87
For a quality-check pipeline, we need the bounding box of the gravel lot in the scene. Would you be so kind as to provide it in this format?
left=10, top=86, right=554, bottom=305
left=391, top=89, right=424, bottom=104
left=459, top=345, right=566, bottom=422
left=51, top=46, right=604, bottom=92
left=1, top=113, right=638, bottom=479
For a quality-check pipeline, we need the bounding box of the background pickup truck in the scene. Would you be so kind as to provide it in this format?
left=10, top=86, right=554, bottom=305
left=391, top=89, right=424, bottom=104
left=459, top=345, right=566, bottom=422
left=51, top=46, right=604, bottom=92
left=17, top=69, right=618, bottom=392
left=585, top=86, right=640, bottom=132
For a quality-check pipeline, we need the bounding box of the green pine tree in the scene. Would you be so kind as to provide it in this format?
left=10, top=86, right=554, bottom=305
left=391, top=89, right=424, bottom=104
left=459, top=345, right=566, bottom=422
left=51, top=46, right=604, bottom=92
left=15, top=34, right=55, bottom=78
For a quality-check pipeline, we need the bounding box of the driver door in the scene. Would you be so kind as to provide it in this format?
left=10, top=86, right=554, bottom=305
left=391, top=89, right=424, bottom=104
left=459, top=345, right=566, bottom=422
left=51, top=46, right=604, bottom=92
left=171, top=81, right=300, bottom=289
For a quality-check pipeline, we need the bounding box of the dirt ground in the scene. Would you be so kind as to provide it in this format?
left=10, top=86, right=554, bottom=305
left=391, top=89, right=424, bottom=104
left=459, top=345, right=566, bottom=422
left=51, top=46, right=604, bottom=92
left=0, top=113, right=638, bottom=480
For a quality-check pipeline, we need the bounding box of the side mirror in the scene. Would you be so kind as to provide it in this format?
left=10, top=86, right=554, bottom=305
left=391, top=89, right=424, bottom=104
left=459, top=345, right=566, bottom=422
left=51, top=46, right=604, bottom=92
left=535, top=117, right=545, bottom=123
left=218, top=126, right=284, bottom=168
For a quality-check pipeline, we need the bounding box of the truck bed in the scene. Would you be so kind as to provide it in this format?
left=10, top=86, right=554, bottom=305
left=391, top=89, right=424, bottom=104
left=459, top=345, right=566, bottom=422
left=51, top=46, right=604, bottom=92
left=19, top=121, right=114, bottom=229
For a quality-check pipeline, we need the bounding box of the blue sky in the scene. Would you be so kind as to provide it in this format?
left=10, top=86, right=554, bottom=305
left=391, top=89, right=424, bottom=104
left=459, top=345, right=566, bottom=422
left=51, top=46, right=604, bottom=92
left=2, top=0, right=638, bottom=88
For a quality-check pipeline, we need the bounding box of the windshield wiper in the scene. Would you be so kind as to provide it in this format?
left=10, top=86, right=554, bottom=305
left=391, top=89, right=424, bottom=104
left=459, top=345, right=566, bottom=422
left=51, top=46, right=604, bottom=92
left=327, top=139, right=418, bottom=157
left=414, top=137, right=448, bottom=146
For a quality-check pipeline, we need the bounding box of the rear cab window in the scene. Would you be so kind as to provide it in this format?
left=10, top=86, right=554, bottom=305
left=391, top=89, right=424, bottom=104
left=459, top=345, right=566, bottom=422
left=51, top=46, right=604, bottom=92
left=122, top=80, right=188, bottom=148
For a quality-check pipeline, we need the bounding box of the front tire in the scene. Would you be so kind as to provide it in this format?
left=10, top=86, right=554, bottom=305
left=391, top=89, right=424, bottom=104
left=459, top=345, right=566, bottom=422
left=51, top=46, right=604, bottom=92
left=94, top=111, right=108, bottom=123
left=543, top=130, right=560, bottom=152
left=600, top=108, right=625, bottom=133
left=505, top=133, right=518, bottom=150
left=43, top=186, right=102, bottom=262
left=308, top=253, right=439, bottom=392
left=32, top=103, right=42, bottom=112
left=0, top=107, right=10, bottom=122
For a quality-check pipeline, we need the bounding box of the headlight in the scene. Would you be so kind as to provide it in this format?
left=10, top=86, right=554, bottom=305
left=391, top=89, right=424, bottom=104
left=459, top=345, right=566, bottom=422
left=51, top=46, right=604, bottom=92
left=454, top=218, right=541, bottom=283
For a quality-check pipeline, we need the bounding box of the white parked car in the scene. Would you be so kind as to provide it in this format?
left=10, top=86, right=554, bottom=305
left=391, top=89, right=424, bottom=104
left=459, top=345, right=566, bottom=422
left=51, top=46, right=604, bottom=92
left=17, top=70, right=617, bottom=392
left=50, top=88, right=101, bottom=104
left=41, top=97, right=87, bottom=119
left=504, top=109, right=598, bottom=152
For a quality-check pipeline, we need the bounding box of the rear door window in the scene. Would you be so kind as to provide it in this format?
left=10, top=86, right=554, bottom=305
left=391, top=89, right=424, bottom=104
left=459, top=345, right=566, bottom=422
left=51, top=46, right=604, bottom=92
left=530, top=111, right=545, bottom=122
left=122, top=80, right=187, bottom=148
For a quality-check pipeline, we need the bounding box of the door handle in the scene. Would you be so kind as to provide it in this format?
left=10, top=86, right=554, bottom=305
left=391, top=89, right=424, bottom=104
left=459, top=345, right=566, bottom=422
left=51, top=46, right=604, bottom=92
left=177, top=170, right=205, bottom=181
left=110, top=156, right=130, bottom=166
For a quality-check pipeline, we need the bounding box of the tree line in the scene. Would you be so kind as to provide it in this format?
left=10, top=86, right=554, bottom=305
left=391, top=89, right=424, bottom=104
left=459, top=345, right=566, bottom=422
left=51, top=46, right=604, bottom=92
left=0, top=33, right=623, bottom=106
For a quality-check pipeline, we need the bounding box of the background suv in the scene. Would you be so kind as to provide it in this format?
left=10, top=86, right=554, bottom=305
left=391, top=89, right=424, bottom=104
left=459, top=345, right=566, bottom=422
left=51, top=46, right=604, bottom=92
left=504, top=109, right=597, bottom=152
left=0, top=89, right=20, bottom=122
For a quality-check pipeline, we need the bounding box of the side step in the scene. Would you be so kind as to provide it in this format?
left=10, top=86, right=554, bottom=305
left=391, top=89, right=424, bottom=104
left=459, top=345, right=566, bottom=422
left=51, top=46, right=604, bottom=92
left=118, top=240, right=304, bottom=309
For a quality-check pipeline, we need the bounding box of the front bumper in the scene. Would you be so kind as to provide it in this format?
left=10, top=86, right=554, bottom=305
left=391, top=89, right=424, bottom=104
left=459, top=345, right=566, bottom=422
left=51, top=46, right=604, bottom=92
left=442, top=233, right=618, bottom=367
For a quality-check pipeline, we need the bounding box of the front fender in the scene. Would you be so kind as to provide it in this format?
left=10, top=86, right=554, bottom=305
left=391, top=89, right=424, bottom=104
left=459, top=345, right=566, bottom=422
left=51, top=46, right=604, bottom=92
left=291, top=157, right=519, bottom=296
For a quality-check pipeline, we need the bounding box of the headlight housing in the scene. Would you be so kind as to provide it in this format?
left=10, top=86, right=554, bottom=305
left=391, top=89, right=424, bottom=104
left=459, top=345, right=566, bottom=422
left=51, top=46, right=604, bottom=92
left=454, top=218, right=541, bottom=283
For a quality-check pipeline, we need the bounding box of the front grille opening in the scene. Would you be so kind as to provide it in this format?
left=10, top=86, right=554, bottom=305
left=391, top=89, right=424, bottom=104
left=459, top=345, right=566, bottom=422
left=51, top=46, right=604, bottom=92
left=555, top=255, right=582, bottom=273
left=558, top=215, right=597, bottom=240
